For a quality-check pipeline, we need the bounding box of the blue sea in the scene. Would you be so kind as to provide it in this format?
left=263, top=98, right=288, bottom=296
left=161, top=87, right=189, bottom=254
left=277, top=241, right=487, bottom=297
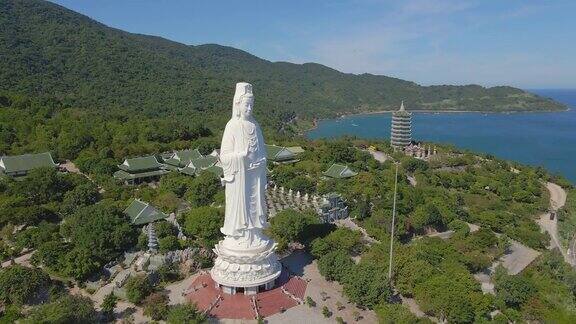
left=308, top=89, right=576, bottom=183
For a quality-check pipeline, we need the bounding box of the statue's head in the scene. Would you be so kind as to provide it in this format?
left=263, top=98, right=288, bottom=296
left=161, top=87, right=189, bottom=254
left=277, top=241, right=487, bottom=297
left=232, top=82, right=254, bottom=119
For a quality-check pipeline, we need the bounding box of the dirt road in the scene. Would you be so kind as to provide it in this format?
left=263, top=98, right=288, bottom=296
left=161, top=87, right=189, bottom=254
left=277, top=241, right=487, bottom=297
left=536, top=182, right=572, bottom=264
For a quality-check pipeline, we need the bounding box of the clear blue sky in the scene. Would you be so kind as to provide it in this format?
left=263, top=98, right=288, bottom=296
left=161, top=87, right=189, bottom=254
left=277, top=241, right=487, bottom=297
left=49, top=0, right=575, bottom=89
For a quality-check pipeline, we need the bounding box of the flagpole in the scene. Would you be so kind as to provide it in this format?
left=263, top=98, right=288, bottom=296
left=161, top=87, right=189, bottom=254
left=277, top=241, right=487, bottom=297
left=388, top=162, right=399, bottom=281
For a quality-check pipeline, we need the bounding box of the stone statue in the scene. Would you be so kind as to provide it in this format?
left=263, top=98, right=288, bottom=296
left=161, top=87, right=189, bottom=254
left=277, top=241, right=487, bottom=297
left=220, top=82, right=268, bottom=246
left=211, top=82, right=281, bottom=295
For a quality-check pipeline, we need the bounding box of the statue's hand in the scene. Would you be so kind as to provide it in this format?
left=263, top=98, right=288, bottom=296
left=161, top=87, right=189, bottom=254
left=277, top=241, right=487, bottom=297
left=221, top=174, right=234, bottom=185
left=240, top=148, right=249, bottom=158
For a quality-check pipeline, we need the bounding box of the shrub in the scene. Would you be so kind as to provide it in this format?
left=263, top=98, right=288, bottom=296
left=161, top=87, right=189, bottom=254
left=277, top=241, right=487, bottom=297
left=322, top=305, right=331, bottom=318
left=143, top=293, right=169, bottom=321
left=306, top=296, right=316, bottom=307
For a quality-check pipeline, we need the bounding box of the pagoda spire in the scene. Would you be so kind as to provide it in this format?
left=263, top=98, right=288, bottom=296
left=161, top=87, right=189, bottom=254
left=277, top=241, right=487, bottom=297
left=148, top=223, right=158, bottom=253
left=390, top=100, right=412, bottom=149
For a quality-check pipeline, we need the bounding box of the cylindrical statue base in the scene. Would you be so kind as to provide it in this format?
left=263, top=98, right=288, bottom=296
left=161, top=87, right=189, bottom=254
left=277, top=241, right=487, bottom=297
left=210, top=237, right=281, bottom=295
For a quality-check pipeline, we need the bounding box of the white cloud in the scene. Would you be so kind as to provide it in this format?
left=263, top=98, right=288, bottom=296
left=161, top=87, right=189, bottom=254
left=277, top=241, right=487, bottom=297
left=303, top=0, right=575, bottom=88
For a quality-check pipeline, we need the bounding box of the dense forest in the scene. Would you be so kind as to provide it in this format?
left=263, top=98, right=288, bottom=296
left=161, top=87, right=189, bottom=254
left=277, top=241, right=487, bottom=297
left=0, top=0, right=566, bottom=134
left=1, top=93, right=576, bottom=322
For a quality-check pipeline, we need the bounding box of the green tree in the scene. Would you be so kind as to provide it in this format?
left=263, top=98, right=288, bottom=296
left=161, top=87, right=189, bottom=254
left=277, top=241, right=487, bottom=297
left=317, top=250, right=355, bottom=282
left=125, top=275, right=153, bottom=304
left=59, top=247, right=100, bottom=280
left=183, top=206, right=223, bottom=247
left=32, top=240, right=68, bottom=269
left=376, top=304, right=430, bottom=324
left=143, top=293, right=169, bottom=321
left=494, top=267, right=536, bottom=308
left=14, top=222, right=60, bottom=250
left=159, top=235, right=181, bottom=253
left=269, top=209, right=311, bottom=243
left=12, top=167, right=71, bottom=205
left=59, top=203, right=136, bottom=278
left=23, top=295, right=97, bottom=324
left=60, top=182, right=100, bottom=216
left=159, top=172, right=193, bottom=197
left=166, top=304, right=206, bottom=324
left=185, top=172, right=221, bottom=207
left=322, top=305, right=332, bottom=318
left=101, top=292, right=117, bottom=320
left=403, top=158, right=429, bottom=173
left=154, top=221, right=178, bottom=239
left=0, top=265, right=51, bottom=306
left=157, top=261, right=182, bottom=283
left=310, top=228, right=363, bottom=258
left=343, top=262, right=392, bottom=309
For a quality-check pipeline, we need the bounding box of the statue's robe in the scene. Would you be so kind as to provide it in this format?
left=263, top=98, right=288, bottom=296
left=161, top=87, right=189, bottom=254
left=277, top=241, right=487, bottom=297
left=220, top=116, right=268, bottom=237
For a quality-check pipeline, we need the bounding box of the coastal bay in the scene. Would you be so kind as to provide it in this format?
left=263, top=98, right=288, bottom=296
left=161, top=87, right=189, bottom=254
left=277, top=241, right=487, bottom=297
left=308, top=89, right=576, bottom=183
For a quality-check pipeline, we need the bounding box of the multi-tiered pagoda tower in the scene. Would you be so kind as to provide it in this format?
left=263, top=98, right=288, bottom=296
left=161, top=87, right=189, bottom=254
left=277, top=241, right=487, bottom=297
left=390, top=101, right=412, bottom=149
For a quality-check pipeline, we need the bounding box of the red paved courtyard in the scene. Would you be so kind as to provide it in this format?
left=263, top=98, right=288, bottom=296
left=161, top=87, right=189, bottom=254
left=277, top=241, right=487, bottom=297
left=186, top=271, right=307, bottom=319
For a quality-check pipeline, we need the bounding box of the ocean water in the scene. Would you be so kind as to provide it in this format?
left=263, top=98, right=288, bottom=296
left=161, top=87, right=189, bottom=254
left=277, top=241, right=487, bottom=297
left=308, top=89, right=576, bottom=183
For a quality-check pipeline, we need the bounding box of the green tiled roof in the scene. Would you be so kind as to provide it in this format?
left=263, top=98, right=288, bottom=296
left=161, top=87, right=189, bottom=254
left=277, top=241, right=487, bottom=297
left=163, top=158, right=181, bottom=167
left=286, top=146, right=305, bottom=154
left=118, top=156, right=163, bottom=172
left=113, top=169, right=170, bottom=180
left=124, top=199, right=168, bottom=225
left=266, top=144, right=296, bottom=162
left=178, top=157, right=222, bottom=177
left=0, top=152, right=57, bottom=174
left=178, top=166, right=196, bottom=176
left=161, top=163, right=179, bottom=171
left=189, top=155, right=217, bottom=170
left=323, top=163, right=357, bottom=179
left=165, top=149, right=203, bottom=167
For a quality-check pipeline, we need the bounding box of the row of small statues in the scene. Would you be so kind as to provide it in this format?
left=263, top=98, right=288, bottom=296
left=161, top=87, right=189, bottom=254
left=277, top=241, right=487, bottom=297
left=266, top=184, right=325, bottom=216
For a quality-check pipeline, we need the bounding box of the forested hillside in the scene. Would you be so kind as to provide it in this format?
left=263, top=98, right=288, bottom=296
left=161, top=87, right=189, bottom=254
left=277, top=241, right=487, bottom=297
left=0, top=0, right=565, bottom=132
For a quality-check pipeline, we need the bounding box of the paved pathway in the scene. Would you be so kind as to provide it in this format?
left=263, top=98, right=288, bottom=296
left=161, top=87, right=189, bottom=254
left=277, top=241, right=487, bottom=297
left=536, top=182, right=573, bottom=264
left=1, top=250, right=34, bottom=268
left=277, top=250, right=378, bottom=324
left=498, top=239, right=541, bottom=275
left=165, top=272, right=202, bottom=305
left=61, top=160, right=105, bottom=193
left=335, top=218, right=380, bottom=245
left=367, top=149, right=389, bottom=163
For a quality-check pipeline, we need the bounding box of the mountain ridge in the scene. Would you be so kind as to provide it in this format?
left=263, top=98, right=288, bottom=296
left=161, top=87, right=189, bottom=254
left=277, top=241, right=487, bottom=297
left=0, top=0, right=566, bottom=130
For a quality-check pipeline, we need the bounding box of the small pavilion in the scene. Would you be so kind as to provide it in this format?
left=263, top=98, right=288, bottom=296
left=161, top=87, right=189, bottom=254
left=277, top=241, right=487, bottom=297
left=124, top=199, right=168, bottom=225
left=266, top=144, right=301, bottom=164
left=323, top=163, right=357, bottom=179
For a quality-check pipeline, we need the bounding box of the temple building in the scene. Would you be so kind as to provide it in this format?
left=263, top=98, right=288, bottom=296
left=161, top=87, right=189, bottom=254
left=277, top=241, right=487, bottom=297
left=266, top=144, right=304, bottom=164
left=323, top=163, right=357, bottom=179
left=113, top=156, right=169, bottom=185
left=390, top=101, right=412, bottom=149
left=124, top=199, right=168, bottom=225
left=0, top=152, right=58, bottom=177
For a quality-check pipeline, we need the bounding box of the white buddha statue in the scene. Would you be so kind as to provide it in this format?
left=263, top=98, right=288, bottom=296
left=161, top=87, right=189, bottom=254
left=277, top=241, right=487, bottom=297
left=220, top=82, right=268, bottom=247
left=211, top=82, right=281, bottom=294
